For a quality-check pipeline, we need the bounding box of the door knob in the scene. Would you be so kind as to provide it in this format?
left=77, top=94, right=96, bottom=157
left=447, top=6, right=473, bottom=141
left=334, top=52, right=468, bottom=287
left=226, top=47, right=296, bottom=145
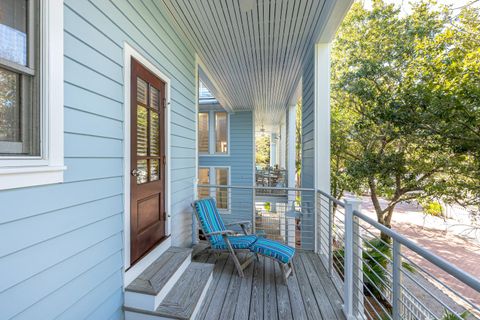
left=131, top=169, right=139, bottom=177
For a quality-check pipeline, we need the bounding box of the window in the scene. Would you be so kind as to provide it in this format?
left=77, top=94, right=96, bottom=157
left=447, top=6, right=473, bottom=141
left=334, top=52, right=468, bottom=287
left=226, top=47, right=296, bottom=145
left=198, top=112, right=209, bottom=153
left=198, top=167, right=210, bottom=199
left=197, top=110, right=229, bottom=155
left=215, top=112, right=228, bottom=153
left=0, top=0, right=39, bottom=156
left=215, top=167, right=229, bottom=209
left=198, top=166, right=230, bottom=210
left=0, top=0, right=64, bottom=190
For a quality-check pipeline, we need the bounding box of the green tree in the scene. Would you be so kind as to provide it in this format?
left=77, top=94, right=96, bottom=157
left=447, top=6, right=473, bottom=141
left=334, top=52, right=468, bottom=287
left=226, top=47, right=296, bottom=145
left=296, top=98, right=302, bottom=187
left=331, top=0, right=480, bottom=238
left=256, top=134, right=270, bottom=167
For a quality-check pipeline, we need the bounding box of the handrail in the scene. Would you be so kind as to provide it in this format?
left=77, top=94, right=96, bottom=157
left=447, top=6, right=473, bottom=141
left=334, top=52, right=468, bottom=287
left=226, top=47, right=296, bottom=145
left=316, top=189, right=346, bottom=207
left=316, top=189, right=480, bottom=292
left=197, top=184, right=316, bottom=192
left=353, top=209, right=480, bottom=293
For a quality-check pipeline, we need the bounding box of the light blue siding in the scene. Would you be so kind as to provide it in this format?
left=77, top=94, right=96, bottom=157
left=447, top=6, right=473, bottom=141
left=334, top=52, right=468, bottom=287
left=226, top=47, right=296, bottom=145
left=300, top=46, right=316, bottom=250
left=199, top=111, right=255, bottom=224
left=0, top=1, right=196, bottom=319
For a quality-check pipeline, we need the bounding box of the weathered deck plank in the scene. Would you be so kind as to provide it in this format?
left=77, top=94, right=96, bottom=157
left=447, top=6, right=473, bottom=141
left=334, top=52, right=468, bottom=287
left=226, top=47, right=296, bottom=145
left=249, top=255, right=264, bottom=320
left=274, top=261, right=293, bottom=320
left=193, top=250, right=344, bottom=320
left=293, top=254, right=324, bottom=319
left=299, top=252, right=338, bottom=319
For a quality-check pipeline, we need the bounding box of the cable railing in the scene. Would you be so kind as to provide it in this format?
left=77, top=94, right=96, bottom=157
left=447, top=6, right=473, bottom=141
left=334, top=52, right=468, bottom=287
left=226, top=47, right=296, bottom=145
left=193, top=184, right=479, bottom=319
left=195, top=184, right=316, bottom=250
left=317, top=190, right=480, bottom=320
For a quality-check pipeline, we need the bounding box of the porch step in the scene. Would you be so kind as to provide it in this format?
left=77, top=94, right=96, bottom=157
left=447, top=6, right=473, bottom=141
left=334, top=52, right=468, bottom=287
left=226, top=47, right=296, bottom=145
left=125, top=262, right=214, bottom=320
left=124, top=247, right=192, bottom=311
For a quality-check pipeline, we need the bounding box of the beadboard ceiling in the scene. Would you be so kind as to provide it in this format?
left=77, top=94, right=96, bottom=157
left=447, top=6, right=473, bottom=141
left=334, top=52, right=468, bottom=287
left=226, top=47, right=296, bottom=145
left=161, top=0, right=351, bottom=127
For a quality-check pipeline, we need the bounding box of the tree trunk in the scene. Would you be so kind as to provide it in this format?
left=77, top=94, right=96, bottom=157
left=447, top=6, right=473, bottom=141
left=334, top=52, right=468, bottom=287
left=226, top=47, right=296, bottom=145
left=379, top=207, right=395, bottom=243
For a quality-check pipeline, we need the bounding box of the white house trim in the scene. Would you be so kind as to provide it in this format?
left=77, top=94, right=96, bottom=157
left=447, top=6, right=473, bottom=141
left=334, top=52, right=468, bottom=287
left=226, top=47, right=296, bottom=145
left=0, top=0, right=65, bottom=190
left=122, top=42, right=172, bottom=279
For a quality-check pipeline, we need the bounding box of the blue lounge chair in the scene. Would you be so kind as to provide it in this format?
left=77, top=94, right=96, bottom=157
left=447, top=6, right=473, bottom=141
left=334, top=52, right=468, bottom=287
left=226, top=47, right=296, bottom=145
left=192, top=198, right=295, bottom=281
left=192, top=198, right=257, bottom=277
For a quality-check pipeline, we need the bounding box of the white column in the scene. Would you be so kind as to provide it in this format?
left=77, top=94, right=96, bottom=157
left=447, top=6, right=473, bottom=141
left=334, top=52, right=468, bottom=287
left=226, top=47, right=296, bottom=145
left=280, top=121, right=287, bottom=169
left=287, top=105, right=296, bottom=190
left=270, top=132, right=277, bottom=167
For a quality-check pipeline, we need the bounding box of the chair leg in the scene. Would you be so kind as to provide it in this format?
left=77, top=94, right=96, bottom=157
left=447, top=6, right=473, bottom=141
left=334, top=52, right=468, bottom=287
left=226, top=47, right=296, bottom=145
left=224, top=240, right=244, bottom=277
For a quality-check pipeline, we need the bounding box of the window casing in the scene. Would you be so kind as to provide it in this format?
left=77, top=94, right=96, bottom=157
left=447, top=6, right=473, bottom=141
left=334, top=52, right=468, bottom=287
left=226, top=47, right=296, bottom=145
left=198, top=110, right=229, bottom=155
left=198, top=166, right=230, bottom=211
left=0, top=0, right=65, bottom=190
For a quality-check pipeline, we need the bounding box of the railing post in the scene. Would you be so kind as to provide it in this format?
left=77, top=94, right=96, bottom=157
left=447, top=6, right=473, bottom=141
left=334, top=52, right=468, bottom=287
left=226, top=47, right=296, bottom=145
left=343, top=198, right=363, bottom=320
left=328, top=198, right=333, bottom=277
left=392, top=239, right=402, bottom=320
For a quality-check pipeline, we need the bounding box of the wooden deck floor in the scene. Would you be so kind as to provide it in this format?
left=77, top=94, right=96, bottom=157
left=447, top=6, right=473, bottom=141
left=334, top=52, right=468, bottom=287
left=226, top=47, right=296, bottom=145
left=193, top=248, right=345, bottom=320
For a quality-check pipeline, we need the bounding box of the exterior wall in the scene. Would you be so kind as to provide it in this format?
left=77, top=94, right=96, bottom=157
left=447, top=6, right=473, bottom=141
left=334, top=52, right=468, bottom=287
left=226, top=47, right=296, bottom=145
left=300, top=46, right=316, bottom=250
left=199, top=111, right=254, bottom=224
left=301, top=47, right=316, bottom=190
left=0, top=1, right=195, bottom=319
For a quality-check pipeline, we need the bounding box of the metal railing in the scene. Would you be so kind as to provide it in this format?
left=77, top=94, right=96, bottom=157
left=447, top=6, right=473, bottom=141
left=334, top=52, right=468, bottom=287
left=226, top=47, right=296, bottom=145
left=317, top=190, right=480, bottom=320
left=195, top=184, right=316, bottom=250
left=193, top=184, right=480, bottom=319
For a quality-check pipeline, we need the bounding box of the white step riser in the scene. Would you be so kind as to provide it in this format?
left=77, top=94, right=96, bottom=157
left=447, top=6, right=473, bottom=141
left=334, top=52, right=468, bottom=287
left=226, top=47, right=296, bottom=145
left=125, top=272, right=213, bottom=320
left=124, top=253, right=191, bottom=311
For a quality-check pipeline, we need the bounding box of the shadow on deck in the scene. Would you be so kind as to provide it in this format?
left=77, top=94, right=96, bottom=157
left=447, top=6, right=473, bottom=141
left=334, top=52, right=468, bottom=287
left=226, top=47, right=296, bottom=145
left=193, top=246, right=345, bottom=320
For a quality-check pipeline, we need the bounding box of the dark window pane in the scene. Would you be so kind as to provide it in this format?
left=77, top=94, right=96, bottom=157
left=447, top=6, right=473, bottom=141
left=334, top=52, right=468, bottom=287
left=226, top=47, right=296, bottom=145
left=137, top=77, right=147, bottom=105
left=198, top=168, right=210, bottom=199
left=216, top=168, right=229, bottom=209
left=0, top=67, right=20, bottom=142
left=150, top=159, right=159, bottom=181
left=0, top=0, right=28, bottom=65
left=150, top=85, right=159, bottom=110
left=198, top=112, right=209, bottom=153
left=137, top=105, right=148, bottom=156
left=150, top=111, right=159, bottom=156
left=137, top=160, right=148, bottom=184
left=215, top=112, right=228, bottom=153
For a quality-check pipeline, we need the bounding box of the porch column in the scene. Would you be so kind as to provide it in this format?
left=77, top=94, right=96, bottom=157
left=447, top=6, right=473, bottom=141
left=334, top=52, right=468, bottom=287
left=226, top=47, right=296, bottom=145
left=287, top=105, right=297, bottom=247
left=279, top=121, right=287, bottom=169
left=315, top=43, right=331, bottom=255
left=287, top=105, right=296, bottom=191
left=269, top=132, right=277, bottom=167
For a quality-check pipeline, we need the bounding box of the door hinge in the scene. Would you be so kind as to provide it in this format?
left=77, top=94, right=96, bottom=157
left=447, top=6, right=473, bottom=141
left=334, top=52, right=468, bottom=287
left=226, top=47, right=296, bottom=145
left=163, top=156, right=166, bottom=165
left=163, top=98, right=167, bottom=109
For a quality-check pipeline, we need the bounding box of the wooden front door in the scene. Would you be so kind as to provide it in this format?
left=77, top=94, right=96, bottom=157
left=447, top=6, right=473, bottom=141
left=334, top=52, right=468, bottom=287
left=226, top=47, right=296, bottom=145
left=130, top=58, right=166, bottom=265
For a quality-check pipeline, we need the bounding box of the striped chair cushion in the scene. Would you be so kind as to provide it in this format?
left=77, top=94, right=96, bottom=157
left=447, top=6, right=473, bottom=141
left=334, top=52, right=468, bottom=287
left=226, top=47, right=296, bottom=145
left=194, top=198, right=226, bottom=244
left=212, top=235, right=257, bottom=250
left=250, top=238, right=295, bottom=264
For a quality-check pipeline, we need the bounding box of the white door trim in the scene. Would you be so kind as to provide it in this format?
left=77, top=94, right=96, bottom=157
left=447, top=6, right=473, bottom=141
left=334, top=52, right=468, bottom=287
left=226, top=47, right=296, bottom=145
left=122, top=42, right=172, bottom=281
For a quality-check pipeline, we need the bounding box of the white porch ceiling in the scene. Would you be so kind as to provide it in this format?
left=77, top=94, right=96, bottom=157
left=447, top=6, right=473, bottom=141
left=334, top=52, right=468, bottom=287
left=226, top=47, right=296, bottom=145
left=161, top=0, right=351, bottom=126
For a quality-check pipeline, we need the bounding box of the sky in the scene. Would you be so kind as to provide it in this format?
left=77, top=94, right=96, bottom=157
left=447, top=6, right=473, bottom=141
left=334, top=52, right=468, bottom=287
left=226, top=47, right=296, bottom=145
left=362, top=0, right=480, bottom=14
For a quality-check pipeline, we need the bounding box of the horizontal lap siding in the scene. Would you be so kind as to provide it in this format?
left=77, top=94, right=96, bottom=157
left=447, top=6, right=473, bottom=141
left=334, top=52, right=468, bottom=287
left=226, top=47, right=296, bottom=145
left=199, top=111, right=254, bottom=224
left=0, top=1, right=195, bottom=319
left=301, top=47, right=315, bottom=250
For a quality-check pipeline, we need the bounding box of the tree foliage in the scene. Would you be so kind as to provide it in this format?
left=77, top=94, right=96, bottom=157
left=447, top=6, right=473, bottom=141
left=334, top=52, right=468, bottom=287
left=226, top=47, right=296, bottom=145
left=256, top=134, right=270, bottom=168
left=331, top=0, right=480, bottom=232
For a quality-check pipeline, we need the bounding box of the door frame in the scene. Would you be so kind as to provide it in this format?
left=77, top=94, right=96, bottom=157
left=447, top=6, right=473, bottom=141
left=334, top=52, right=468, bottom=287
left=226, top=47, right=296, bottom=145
left=123, top=42, right=172, bottom=282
